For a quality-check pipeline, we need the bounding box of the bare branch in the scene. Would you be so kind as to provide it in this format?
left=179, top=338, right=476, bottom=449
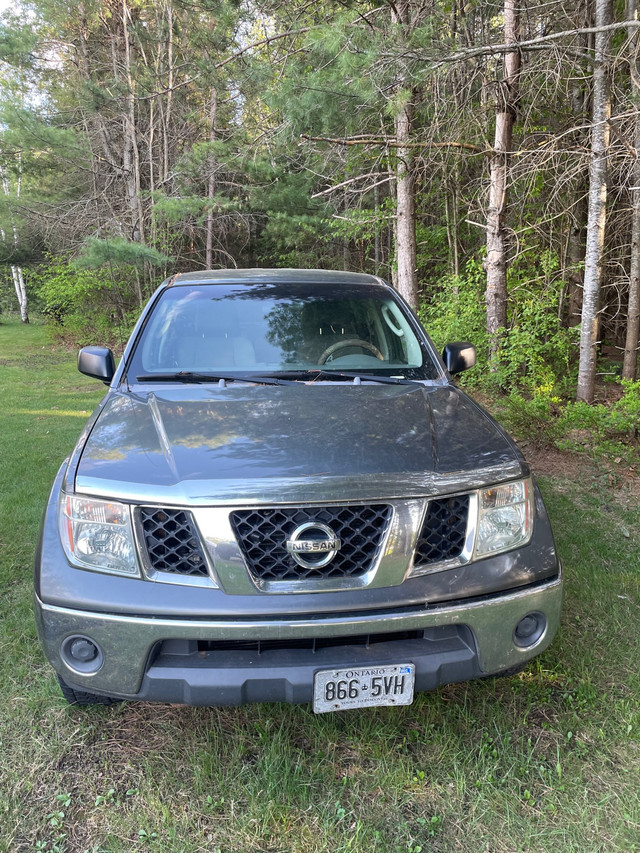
left=312, top=173, right=393, bottom=198
left=404, top=19, right=640, bottom=66
left=215, top=28, right=312, bottom=69
left=300, top=134, right=484, bottom=153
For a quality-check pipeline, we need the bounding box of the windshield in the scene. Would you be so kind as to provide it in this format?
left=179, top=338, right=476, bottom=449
left=128, top=282, right=440, bottom=381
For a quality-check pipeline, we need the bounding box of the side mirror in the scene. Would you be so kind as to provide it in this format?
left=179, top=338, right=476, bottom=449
left=78, top=346, right=115, bottom=384
left=442, top=342, right=476, bottom=375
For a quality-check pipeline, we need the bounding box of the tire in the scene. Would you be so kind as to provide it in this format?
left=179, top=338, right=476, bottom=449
left=57, top=674, right=121, bottom=706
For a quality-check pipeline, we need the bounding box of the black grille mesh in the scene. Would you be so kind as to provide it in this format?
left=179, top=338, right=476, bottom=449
left=138, top=507, right=209, bottom=577
left=196, top=631, right=425, bottom=654
left=230, top=504, right=392, bottom=582
left=414, top=495, right=469, bottom=566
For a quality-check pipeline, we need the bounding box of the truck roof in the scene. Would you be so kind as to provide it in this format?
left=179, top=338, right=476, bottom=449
left=168, top=268, right=387, bottom=287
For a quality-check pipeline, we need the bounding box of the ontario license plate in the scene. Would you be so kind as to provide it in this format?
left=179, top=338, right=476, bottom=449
left=313, top=663, right=415, bottom=713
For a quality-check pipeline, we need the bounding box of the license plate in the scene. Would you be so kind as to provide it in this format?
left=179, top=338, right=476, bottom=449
left=313, top=663, right=415, bottom=713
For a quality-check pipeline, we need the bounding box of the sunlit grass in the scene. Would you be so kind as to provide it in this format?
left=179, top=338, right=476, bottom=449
left=1, top=314, right=639, bottom=853
left=12, top=409, right=93, bottom=417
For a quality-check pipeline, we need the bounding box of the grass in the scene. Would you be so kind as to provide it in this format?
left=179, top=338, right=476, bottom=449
left=1, top=314, right=639, bottom=853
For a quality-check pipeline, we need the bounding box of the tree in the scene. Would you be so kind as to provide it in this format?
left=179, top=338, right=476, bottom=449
left=623, top=0, right=640, bottom=380
left=485, top=0, right=520, bottom=359
left=577, top=0, right=613, bottom=402
left=0, top=161, right=28, bottom=322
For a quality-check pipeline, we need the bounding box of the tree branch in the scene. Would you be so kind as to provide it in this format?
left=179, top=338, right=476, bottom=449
left=300, top=133, right=484, bottom=152
left=311, top=172, right=392, bottom=198
left=215, top=28, right=312, bottom=69
left=404, top=19, right=640, bottom=66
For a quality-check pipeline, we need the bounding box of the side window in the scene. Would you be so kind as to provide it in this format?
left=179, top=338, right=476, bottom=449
left=380, top=301, right=421, bottom=367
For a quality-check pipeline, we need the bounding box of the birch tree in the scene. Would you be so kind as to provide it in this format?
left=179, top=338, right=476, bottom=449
left=0, top=165, right=28, bottom=322
left=485, top=0, right=520, bottom=359
left=390, top=1, right=418, bottom=309
left=577, top=0, right=613, bottom=402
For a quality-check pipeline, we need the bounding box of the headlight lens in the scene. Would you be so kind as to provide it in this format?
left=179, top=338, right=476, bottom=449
left=60, top=494, right=139, bottom=575
left=475, top=478, right=532, bottom=557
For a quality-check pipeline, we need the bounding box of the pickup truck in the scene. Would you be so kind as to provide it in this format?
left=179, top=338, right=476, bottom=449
left=34, top=269, right=562, bottom=711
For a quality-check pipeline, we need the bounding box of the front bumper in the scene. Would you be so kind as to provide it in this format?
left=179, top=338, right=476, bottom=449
left=35, top=573, right=562, bottom=706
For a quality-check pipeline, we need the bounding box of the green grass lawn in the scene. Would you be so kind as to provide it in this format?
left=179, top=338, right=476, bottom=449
left=1, top=315, right=639, bottom=853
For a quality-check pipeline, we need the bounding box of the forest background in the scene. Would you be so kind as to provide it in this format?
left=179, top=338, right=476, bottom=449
left=1, top=0, right=640, bottom=453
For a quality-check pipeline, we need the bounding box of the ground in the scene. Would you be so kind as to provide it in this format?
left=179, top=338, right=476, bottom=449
left=1, top=317, right=639, bottom=853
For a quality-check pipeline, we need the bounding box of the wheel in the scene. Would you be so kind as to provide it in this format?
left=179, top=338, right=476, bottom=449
left=57, top=674, right=121, bottom=706
left=317, top=338, right=384, bottom=364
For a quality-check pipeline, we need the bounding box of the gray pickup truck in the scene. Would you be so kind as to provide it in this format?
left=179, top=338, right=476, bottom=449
left=35, top=269, right=562, bottom=711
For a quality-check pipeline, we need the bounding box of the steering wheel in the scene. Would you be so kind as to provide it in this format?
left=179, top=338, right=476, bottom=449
left=318, top=338, right=384, bottom=365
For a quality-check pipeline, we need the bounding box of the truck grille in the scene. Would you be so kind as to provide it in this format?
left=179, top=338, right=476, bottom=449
left=230, top=504, right=392, bottom=582
left=414, top=495, right=469, bottom=566
left=137, top=507, right=210, bottom=577
left=196, top=630, right=425, bottom=654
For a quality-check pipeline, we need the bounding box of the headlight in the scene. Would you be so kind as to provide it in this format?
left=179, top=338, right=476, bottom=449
left=60, top=494, right=139, bottom=576
left=475, top=478, right=533, bottom=557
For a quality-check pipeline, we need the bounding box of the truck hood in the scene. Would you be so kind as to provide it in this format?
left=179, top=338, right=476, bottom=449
left=74, top=383, right=525, bottom=504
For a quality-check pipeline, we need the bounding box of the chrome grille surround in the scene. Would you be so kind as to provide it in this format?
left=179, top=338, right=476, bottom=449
left=409, top=493, right=477, bottom=578
left=414, top=495, right=470, bottom=565
left=131, top=489, right=479, bottom=592
left=135, top=506, right=217, bottom=586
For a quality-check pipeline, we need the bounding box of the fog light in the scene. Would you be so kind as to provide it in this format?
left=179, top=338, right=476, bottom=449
left=61, top=635, right=103, bottom=674
left=513, top=612, right=546, bottom=648
left=70, top=638, right=99, bottom=662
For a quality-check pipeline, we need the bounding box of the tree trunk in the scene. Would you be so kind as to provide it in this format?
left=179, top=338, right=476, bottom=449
left=11, top=265, right=29, bottom=323
left=485, top=0, right=520, bottom=359
left=205, top=88, right=217, bottom=270
left=1, top=166, right=28, bottom=323
left=623, top=0, right=640, bottom=380
left=577, top=0, right=613, bottom=402
left=391, top=1, right=418, bottom=309
left=394, top=100, right=418, bottom=308
left=373, top=183, right=381, bottom=273
left=163, top=1, right=174, bottom=186
left=567, top=189, right=587, bottom=326
left=567, top=57, right=590, bottom=328
left=122, top=0, right=145, bottom=246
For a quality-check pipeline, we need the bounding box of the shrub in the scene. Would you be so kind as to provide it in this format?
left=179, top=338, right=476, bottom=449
left=419, top=259, right=489, bottom=371
left=420, top=253, right=577, bottom=398
left=557, top=380, right=640, bottom=461
left=30, top=258, right=138, bottom=347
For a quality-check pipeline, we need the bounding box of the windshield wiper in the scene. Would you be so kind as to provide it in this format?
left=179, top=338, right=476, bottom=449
left=135, top=372, right=293, bottom=386
left=263, top=369, right=417, bottom=385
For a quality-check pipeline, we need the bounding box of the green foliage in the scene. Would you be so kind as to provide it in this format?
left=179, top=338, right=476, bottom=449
left=258, top=211, right=336, bottom=269
left=75, top=238, right=170, bottom=270
left=502, top=393, right=563, bottom=445
left=0, top=16, right=36, bottom=66
left=493, top=254, right=577, bottom=396
left=421, top=253, right=578, bottom=398
left=419, top=258, right=488, bottom=360
left=502, top=380, right=640, bottom=465
left=152, top=192, right=238, bottom=226
left=30, top=258, right=137, bottom=346
left=558, top=380, right=640, bottom=461
left=415, top=222, right=450, bottom=283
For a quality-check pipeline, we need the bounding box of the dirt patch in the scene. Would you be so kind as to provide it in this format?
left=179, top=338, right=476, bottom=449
left=522, top=440, right=640, bottom=508
left=519, top=442, right=587, bottom=480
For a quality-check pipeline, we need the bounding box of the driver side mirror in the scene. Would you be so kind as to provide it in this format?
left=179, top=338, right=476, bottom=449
left=78, top=346, right=115, bottom=384
left=442, top=342, right=476, bottom=375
